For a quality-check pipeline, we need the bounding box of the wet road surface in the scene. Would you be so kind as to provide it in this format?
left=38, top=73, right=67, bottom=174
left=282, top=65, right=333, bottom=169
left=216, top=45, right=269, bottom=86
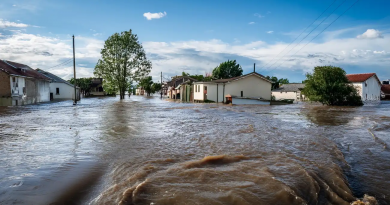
left=0, top=96, right=389, bottom=204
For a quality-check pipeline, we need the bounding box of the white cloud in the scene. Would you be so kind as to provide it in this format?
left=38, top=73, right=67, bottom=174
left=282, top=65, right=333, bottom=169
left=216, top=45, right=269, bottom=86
left=93, top=33, right=102, bottom=36
left=248, top=22, right=255, bottom=25
left=267, top=31, right=274, bottom=34
left=13, top=4, right=16, bottom=7
left=357, top=29, right=383, bottom=39
left=0, top=19, right=29, bottom=28
left=254, top=13, right=264, bottom=18
left=143, top=12, right=167, bottom=20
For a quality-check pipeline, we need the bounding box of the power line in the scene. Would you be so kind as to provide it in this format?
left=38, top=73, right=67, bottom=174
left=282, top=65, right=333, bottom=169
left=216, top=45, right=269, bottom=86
left=259, top=0, right=338, bottom=70
left=46, top=59, right=73, bottom=69
left=273, top=0, right=360, bottom=69
left=265, top=0, right=348, bottom=70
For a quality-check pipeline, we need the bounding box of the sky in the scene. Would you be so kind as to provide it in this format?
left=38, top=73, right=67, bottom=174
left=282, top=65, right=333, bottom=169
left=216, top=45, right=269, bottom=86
left=0, top=0, right=389, bottom=83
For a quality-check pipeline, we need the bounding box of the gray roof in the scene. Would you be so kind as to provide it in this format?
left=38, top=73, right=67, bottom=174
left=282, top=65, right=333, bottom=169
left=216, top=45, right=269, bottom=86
left=272, top=83, right=305, bottom=92
left=36, top=69, right=75, bottom=87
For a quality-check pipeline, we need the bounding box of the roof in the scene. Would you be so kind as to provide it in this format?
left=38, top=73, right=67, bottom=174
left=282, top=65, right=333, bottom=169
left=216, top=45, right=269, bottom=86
left=272, top=83, right=305, bottom=92
left=36, top=69, right=75, bottom=86
left=195, top=72, right=272, bottom=84
left=346, top=73, right=380, bottom=84
left=382, top=84, right=390, bottom=94
left=0, top=60, right=50, bottom=81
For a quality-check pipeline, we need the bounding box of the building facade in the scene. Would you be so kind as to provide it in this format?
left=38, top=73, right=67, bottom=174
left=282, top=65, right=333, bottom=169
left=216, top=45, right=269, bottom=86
left=346, top=73, right=382, bottom=103
left=271, top=83, right=306, bottom=103
left=36, top=69, right=80, bottom=101
left=193, top=72, right=272, bottom=104
left=0, top=60, right=50, bottom=106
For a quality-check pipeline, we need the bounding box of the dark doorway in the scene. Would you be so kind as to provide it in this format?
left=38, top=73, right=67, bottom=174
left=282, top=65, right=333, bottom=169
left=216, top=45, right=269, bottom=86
left=241, top=91, right=243, bottom=97
left=50, top=93, right=54, bottom=101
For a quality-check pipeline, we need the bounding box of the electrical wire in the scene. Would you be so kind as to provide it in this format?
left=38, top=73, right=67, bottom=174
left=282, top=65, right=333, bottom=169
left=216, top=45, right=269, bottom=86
left=46, top=59, right=73, bottom=69
left=272, top=0, right=360, bottom=69
left=259, top=0, right=338, bottom=70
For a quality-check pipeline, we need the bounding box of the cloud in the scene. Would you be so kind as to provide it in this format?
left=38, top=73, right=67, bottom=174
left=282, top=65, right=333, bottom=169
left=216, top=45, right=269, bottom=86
left=254, top=13, right=264, bottom=18
left=93, top=33, right=102, bottom=36
left=13, top=4, right=16, bottom=6
left=267, top=31, right=274, bottom=34
left=248, top=22, right=255, bottom=25
left=357, top=29, right=383, bottom=39
left=143, top=12, right=167, bottom=20
left=0, top=19, right=29, bottom=28
left=0, top=31, right=103, bottom=80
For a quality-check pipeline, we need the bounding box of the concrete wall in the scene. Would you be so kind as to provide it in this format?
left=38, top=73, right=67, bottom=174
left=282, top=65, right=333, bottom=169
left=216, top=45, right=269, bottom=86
left=232, top=98, right=270, bottom=105
left=225, top=75, right=272, bottom=100
left=362, top=76, right=381, bottom=102
left=0, top=71, right=11, bottom=97
left=50, top=82, right=78, bottom=100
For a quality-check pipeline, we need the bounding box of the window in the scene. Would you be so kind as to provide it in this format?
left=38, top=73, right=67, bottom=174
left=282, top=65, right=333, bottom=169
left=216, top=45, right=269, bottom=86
left=198, top=85, right=200, bottom=92
left=23, top=87, right=26, bottom=95
left=56, top=88, right=60, bottom=95
left=12, top=77, right=15, bottom=82
left=366, top=94, right=367, bottom=99
left=365, top=82, right=367, bottom=87
left=195, top=85, right=197, bottom=92
left=241, top=91, right=243, bottom=97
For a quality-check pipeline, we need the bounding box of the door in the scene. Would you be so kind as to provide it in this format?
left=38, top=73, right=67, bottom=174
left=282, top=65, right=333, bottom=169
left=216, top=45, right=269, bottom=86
left=50, top=93, right=53, bottom=101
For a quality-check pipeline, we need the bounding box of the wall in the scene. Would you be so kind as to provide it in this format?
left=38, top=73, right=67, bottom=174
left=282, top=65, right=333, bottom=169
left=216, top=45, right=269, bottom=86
left=0, top=71, right=11, bottom=97
left=194, top=83, right=205, bottom=101
left=50, top=82, right=77, bottom=100
left=272, top=91, right=297, bottom=101
left=362, top=76, right=381, bottom=102
left=232, top=98, right=270, bottom=105
left=225, top=75, right=272, bottom=100
left=206, top=83, right=224, bottom=102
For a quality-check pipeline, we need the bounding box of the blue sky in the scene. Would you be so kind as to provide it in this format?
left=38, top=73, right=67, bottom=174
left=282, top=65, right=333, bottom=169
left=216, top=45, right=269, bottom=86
left=0, top=0, right=389, bottom=83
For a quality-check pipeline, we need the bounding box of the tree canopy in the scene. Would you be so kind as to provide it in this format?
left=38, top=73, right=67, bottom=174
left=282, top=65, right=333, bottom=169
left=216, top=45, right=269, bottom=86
left=265, top=76, right=290, bottom=89
left=139, top=76, right=161, bottom=96
left=212, top=60, right=243, bottom=79
left=68, top=77, right=92, bottom=96
left=302, top=65, right=363, bottom=106
left=94, top=29, right=151, bottom=99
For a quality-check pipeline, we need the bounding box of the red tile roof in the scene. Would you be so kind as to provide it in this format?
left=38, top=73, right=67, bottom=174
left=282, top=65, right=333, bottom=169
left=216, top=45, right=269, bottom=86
left=0, top=60, right=50, bottom=81
left=382, top=84, right=390, bottom=94
left=346, top=73, right=376, bottom=83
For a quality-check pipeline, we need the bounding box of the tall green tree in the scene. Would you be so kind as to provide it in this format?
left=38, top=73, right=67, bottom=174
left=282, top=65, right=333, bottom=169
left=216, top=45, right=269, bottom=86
left=68, top=77, right=92, bottom=96
left=94, top=29, right=151, bottom=99
left=265, top=76, right=290, bottom=89
left=139, top=76, right=154, bottom=96
left=212, top=60, right=243, bottom=79
left=302, top=65, right=363, bottom=106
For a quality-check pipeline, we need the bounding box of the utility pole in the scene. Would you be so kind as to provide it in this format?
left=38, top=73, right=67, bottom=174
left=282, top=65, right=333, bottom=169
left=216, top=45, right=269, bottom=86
left=254, top=63, right=256, bottom=73
left=73, top=35, right=77, bottom=105
left=161, top=72, right=163, bottom=99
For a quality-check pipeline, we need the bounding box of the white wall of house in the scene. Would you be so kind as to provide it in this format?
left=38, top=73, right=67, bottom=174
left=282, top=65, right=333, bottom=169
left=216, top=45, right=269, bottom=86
left=225, top=75, right=271, bottom=100
left=194, top=83, right=205, bottom=101
left=38, top=80, right=50, bottom=102
left=352, top=76, right=381, bottom=103
left=272, top=91, right=297, bottom=101
left=207, top=83, right=224, bottom=102
left=50, top=82, right=78, bottom=100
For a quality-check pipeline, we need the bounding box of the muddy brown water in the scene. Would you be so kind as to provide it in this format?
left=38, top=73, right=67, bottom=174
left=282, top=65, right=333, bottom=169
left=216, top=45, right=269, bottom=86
left=0, top=96, right=389, bottom=205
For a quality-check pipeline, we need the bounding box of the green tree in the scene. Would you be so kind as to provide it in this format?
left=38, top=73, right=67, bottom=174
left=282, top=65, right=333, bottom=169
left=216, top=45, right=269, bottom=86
left=212, top=60, right=243, bottom=79
left=139, top=76, right=154, bottom=96
left=302, top=65, right=363, bottom=106
left=265, top=76, right=289, bottom=89
left=94, top=29, right=151, bottom=100
left=68, top=77, right=92, bottom=96
left=152, top=82, right=162, bottom=94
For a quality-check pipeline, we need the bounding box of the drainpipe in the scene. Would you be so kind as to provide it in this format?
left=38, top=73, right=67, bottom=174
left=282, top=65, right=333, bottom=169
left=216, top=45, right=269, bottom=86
left=223, top=83, right=225, bottom=104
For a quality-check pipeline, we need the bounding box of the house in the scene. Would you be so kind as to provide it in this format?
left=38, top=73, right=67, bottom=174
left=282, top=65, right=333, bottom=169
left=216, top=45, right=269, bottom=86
left=136, top=87, right=145, bottom=95
left=36, top=69, right=80, bottom=101
left=381, top=84, right=390, bottom=100
left=193, top=72, right=272, bottom=104
left=271, top=83, right=306, bottom=103
left=166, top=76, right=198, bottom=99
left=346, top=73, right=382, bottom=103
left=90, top=78, right=105, bottom=96
left=0, top=60, right=50, bottom=106
left=178, top=80, right=194, bottom=102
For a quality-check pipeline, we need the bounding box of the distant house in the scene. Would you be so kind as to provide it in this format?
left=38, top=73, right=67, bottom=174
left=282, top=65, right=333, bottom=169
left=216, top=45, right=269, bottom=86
left=136, top=87, right=144, bottom=95
left=0, top=60, right=50, bottom=106
left=271, top=83, right=306, bottom=103
left=381, top=84, right=390, bottom=100
left=90, top=78, right=105, bottom=96
left=177, top=80, right=194, bottom=102
left=193, top=72, right=272, bottom=104
left=36, top=69, right=80, bottom=101
left=166, top=76, right=198, bottom=99
left=346, top=73, right=382, bottom=103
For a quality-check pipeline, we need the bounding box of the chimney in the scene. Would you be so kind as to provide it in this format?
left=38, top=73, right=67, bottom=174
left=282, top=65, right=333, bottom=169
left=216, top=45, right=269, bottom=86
left=254, top=63, right=256, bottom=73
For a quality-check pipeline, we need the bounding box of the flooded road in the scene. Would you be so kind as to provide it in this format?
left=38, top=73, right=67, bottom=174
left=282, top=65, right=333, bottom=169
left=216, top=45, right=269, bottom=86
left=0, top=96, right=389, bottom=205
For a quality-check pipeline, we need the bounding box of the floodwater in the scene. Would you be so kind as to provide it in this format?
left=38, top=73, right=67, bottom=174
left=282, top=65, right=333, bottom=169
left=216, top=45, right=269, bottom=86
left=0, top=96, right=389, bottom=205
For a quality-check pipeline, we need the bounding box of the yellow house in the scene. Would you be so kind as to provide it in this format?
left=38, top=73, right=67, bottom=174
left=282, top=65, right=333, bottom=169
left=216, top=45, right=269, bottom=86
left=193, top=72, right=272, bottom=104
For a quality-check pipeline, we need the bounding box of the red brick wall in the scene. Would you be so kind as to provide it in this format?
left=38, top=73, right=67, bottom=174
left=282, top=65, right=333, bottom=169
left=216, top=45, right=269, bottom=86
left=0, top=71, right=11, bottom=97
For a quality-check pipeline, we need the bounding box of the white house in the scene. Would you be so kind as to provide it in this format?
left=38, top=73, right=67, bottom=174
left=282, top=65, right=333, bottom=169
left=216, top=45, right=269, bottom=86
left=193, top=72, right=272, bottom=104
left=272, top=83, right=306, bottom=103
left=346, top=73, right=382, bottom=103
left=0, top=60, right=50, bottom=106
left=36, top=69, right=80, bottom=101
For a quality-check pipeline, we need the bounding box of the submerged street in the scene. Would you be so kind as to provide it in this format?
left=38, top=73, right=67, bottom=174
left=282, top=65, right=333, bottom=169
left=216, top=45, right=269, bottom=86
left=0, top=96, right=390, bottom=205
